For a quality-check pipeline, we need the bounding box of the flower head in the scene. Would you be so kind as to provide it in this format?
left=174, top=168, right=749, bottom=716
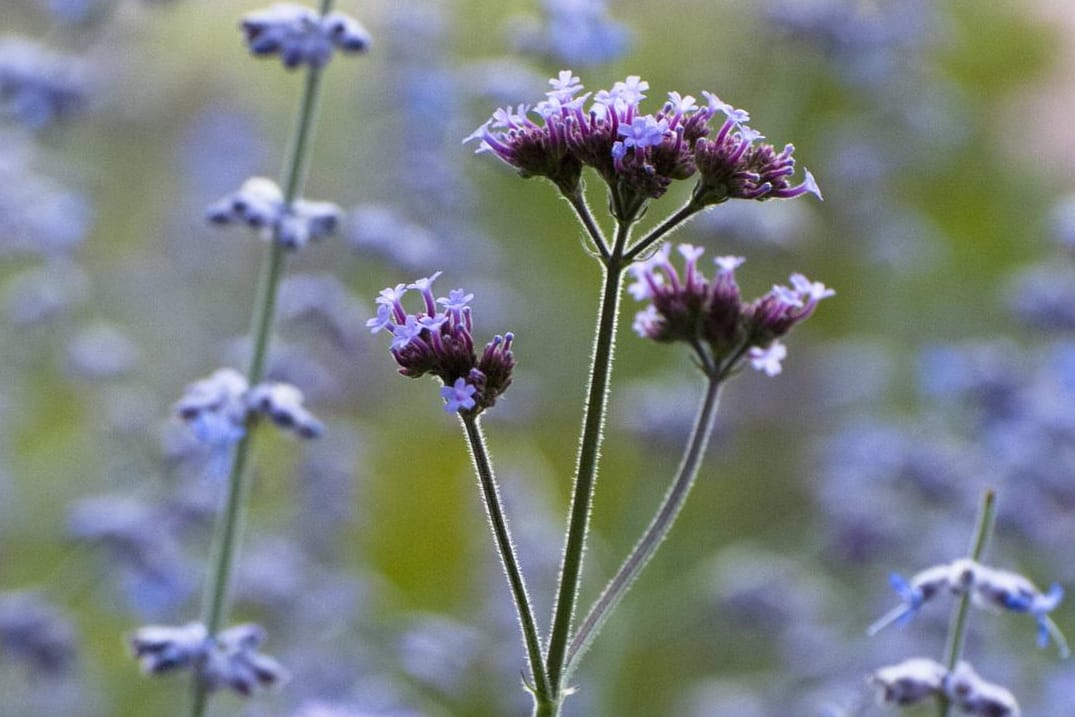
left=629, top=243, right=832, bottom=377
left=130, top=621, right=288, bottom=697
left=371, top=274, right=515, bottom=415
left=868, top=558, right=1069, bottom=657
left=241, top=4, right=371, bottom=69
left=207, top=178, right=341, bottom=250
left=469, top=71, right=820, bottom=219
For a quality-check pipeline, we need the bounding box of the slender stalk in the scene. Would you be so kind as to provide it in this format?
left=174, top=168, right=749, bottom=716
left=545, top=221, right=630, bottom=702
left=563, top=187, right=610, bottom=261
left=623, top=199, right=702, bottom=262
left=460, top=414, right=550, bottom=702
left=189, top=16, right=331, bottom=716
left=937, top=489, right=996, bottom=717
left=563, top=375, right=723, bottom=678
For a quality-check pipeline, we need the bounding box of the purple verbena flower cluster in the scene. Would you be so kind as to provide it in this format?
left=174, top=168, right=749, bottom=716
left=468, top=70, right=819, bottom=216
left=241, top=3, right=371, bottom=69
left=868, top=558, right=1068, bottom=656
left=870, top=659, right=1020, bottom=717
left=628, top=243, right=833, bottom=377
left=175, top=367, right=324, bottom=446
left=130, top=622, right=288, bottom=696
left=207, top=177, right=342, bottom=250
left=368, top=273, right=515, bottom=415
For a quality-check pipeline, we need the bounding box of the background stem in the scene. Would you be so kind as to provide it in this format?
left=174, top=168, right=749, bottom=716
left=937, top=489, right=996, bottom=717
left=188, top=14, right=331, bottom=715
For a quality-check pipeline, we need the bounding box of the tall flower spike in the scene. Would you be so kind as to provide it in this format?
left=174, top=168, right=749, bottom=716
left=370, top=274, right=515, bottom=415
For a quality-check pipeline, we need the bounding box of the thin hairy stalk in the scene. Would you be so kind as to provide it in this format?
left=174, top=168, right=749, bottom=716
left=545, top=221, right=630, bottom=703
left=563, top=374, right=722, bottom=678
left=623, top=199, right=702, bottom=263
left=937, top=489, right=996, bottom=717
left=563, top=187, right=610, bottom=261
left=189, top=13, right=331, bottom=715
left=460, top=414, right=551, bottom=703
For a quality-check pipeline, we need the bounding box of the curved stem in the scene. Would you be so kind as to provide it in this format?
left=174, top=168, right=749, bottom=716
left=563, top=187, right=610, bottom=262
left=623, top=200, right=702, bottom=263
left=937, top=489, right=996, bottom=717
left=189, top=18, right=331, bottom=716
left=563, top=375, right=723, bottom=678
left=460, top=414, right=550, bottom=702
left=545, top=222, right=630, bottom=701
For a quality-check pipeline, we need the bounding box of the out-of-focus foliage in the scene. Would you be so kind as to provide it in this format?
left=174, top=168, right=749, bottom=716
left=1, top=1, right=1073, bottom=715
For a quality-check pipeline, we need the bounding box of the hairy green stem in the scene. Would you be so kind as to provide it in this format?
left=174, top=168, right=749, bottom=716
left=545, top=222, right=630, bottom=704
left=623, top=199, right=701, bottom=262
left=189, top=18, right=330, bottom=716
left=937, top=489, right=996, bottom=717
left=563, top=375, right=723, bottom=678
left=563, top=187, right=610, bottom=261
left=460, top=415, right=550, bottom=702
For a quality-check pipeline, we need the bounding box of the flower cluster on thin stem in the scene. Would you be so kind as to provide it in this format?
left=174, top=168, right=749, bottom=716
left=126, top=4, right=370, bottom=717
left=468, top=70, right=820, bottom=223
left=368, top=273, right=516, bottom=416
left=867, top=491, right=1068, bottom=717
left=628, top=242, right=833, bottom=378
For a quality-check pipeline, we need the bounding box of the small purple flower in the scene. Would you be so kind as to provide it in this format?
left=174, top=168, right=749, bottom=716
left=441, top=377, right=477, bottom=413
left=371, top=276, right=516, bottom=415
left=748, top=341, right=787, bottom=377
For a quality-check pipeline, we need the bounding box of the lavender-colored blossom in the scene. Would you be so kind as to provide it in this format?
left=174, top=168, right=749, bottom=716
left=945, top=662, right=1021, bottom=717
left=64, top=322, right=141, bottom=380
left=130, top=621, right=287, bottom=696
left=241, top=4, right=371, bottom=69
left=440, top=377, right=477, bottom=413
left=0, top=591, right=78, bottom=675
left=869, top=657, right=946, bottom=706
left=506, top=0, right=632, bottom=67
left=0, top=37, right=88, bottom=130
left=67, top=495, right=195, bottom=616
left=175, top=368, right=321, bottom=445
left=869, top=558, right=1069, bottom=656
left=207, top=177, right=341, bottom=249
left=245, top=380, right=324, bottom=438
left=175, top=368, right=250, bottom=447
left=629, top=243, right=832, bottom=376
left=748, top=341, right=787, bottom=377
left=0, top=142, right=93, bottom=258
left=370, top=273, right=515, bottom=415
